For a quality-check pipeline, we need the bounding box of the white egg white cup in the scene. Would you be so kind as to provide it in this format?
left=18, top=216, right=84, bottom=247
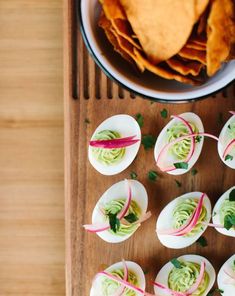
left=156, top=191, right=211, bottom=249
left=92, top=179, right=148, bottom=243
left=90, top=260, right=146, bottom=296
left=154, top=254, right=216, bottom=296
left=218, top=114, right=235, bottom=169
left=154, top=112, right=204, bottom=175
left=88, top=114, right=141, bottom=175
left=212, top=186, right=235, bottom=237
left=217, top=254, right=235, bottom=296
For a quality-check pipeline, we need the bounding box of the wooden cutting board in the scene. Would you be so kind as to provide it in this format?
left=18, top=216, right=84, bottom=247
left=64, top=1, right=235, bottom=295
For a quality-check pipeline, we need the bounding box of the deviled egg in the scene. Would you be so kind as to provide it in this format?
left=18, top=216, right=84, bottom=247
left=90, top=260, right=146, bottom=296
left=83, top=179, right=151, bottom=243
left=218, top=111, right=235, bottom=169
left=217, top=254, right=235, bottom=296
left=154, top=254, right=216, bottom=296
left=156, top=191, right=211, bottom=249
left=88, top=114, right=141, bottom=175
left=212, top=186, right=235, bottom=237
left=154, top=112, right=204, bottom=175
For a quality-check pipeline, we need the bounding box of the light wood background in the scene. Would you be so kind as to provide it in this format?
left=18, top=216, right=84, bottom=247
left=0, top=1, right=65, bottom=295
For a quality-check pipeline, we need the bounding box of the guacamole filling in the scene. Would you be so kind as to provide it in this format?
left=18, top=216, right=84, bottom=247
left=168, top=261, right=209, bottom=295
left=104, top=199, right=141, bottom=236
left=220, top=199, right=235, bottom=230
left=167, top=122, right=198, bottom=160
left=172, top=198, right=207, bottom=236
left=92, top=130, right=125, bottom=165
left=101, top=268, right=138, bottom=296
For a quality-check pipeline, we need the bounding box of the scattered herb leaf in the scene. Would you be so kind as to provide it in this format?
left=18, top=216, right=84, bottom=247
left=170, top=258, right=182, bottom=269
left=195, top=136, right=202, bottom=143
left=224, top=214, right=235, bottom=230
left=141, top=135, right=156, bottom=150
left=191, top=168, right=198, bottom=176
left=130, top=171, right=138, bottom=180
left=207, top=288, right=224, bottom=296
left=148, top=170, right=158, bottom=182
left=174, top=162, right=189, bottom=170
left=135, top=113, right=144, bottom=128
left=225, top=154, right=233, bottom=161
left=218, top=112, right=224, bottom=125
left=160, top=108, right=168, bottom=119
left=124, top=213, right=138, bottom=223
left=174, top=179, right=182, bottom=188
left=196, top=236, right=208, bottom=247
left=229, top=189, right=235, bottom=201
left=143, top=269, right=149, bottom=275
left=228, top=124, right=231, bottom=129
left=84, top=118, right=90, bottom=124
left=108, top=213, right=120, bottom=233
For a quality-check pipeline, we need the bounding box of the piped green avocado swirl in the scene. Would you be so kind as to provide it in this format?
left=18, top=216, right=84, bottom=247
left=168, top=261, right=209, bottom=295
left=220, top=199, right=235, bottom=229
left=104, top=199, right=141, bottom=236
left=172, top=198, right=207, bottom=237
left=101, top=268, right=138, bottom=296
left=167, top=122, right=198, bottom=160
left=92, top=130, right=125, bottom=165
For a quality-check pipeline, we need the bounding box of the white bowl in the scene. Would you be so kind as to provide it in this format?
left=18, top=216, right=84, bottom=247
left=79, top=0, right=235, bottom=102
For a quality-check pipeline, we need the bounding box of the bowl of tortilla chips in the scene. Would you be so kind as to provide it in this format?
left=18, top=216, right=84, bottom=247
left=79, top=0, right=235, bottom=102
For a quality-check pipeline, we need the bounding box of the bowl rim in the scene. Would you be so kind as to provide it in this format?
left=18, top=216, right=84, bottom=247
left=78, top=0, right=235, bottom=104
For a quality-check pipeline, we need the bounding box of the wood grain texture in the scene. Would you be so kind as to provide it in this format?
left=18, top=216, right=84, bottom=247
left=0, top=0, right=65, bottom=295
left=64, top=1, right=235, bottom=295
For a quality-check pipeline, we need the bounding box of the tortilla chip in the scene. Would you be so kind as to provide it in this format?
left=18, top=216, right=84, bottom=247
left=120, top=0, right=196, bottom=63
left=207, top=0, right=235, bottom=76
left=133, top=48, right=198, bottom=85
left=195, top=0, right=209, bottom=21
left=98, top=12, right=134, bottom=65
left=178, top=47, right=207, bottom=65
left=100, top=0, right=142, bottom=50
left=166, top=57, right=204, bottom=76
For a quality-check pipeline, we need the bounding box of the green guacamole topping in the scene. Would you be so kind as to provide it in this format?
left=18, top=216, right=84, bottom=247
left=92, top=130, right=125, bottom=165
left=172, top=198, right=207, bottom=237
left=101, top=268, right=138, bottom=296
left=220, top=199, right=235, bottom=229
left=167, top=122, right=198, bottom=160
left=104, top=199, right=141, bottom=236
left=168, top=261, right=209, bottom=295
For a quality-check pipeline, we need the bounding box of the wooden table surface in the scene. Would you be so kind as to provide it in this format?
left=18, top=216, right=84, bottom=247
left=0, top=1, right=65, bottom=295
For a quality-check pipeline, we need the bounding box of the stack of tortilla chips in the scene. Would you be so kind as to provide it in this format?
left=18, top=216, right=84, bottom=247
left=98, top=0, right=235, bottom=85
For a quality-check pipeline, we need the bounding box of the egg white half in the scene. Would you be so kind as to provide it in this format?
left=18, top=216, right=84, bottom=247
left=92, top=179, right=148, bottom=243
left=156, top=192, right=211, bottom=249
left=212, top=186, right=235, bottom=237
left=154, top=254, right=216, bottom=296
left=154, top=112, right=204, bottom=175
left=218, top=114, right=235, bottom=169
left=90, top=260, right=146, bottom=296
left=217, top=254, right=235, bottom=296
left=88, top=114, right=141, bottom=175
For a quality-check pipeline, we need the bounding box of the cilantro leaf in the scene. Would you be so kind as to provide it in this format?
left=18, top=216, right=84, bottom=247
left=191, top=168, right=198, bottom=176
left=171, top=258, right=182, bottom=269
left=108, top=213, right=120, bottom=233
left=135, top=113, right=144, bottom=128
left=174, top=179, right=182, bottom=188
left=229, top=189, right=235, bottom=201
left=148, top=170, right=158, bottom=182
left=124, top=213, right=138, bottom=223
left=130, top=171, right=138, bottom=180
left=225, top=154, right=233, bottom=161
left=224, top=214, right=235, bottom=230
left=141, top=135, right=156, bottom=150
left=195, top=136, right=202, bottom=143
left=196, top=236, right=208, bottom=247
left=228, top=124, right=231, bottom=129
left=160, top=108, right=168, bottom=119
left=174, top=162, right=189, bottom=170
